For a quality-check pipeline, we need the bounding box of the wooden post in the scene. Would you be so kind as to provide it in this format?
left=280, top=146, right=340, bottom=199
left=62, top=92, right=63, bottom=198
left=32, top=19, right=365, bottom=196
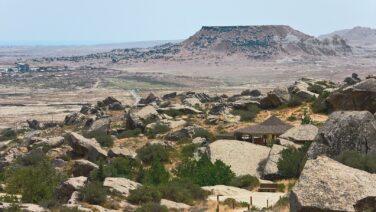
left=267, top=199, right=269, bottom=208
left=250, top=196, right=252, bottom=206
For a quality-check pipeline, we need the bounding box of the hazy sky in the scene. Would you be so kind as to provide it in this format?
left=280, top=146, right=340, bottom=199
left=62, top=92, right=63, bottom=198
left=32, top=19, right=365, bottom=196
left=0, top=0, right=375, bottom=45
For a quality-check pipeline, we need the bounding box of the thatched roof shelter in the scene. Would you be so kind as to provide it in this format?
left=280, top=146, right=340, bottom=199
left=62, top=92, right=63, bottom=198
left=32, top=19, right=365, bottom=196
left=235, top=116, right=293, bottom=136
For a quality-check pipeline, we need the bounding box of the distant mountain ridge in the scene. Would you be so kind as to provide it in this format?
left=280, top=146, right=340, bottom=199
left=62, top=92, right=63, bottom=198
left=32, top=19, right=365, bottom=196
left=31, top=25, right=353, bottom=64
left=319, top=26, right=376, bottom=48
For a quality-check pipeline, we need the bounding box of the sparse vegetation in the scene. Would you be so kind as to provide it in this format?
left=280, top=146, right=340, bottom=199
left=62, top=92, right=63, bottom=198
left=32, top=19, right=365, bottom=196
left=127, top=186, right=162, bottom=204
left=117, top=128, right=142, bottom=138
left=136, top=144, right=170, bottom=165
left=79, top=181, right=107, bottom=205
left=159, top=179, right=208, bottom=205
left=145, top=123, right=170, bottom=139
left=311, top=91, right=331, bottom=114
left=336, top=151, right=376, bottom=173
left=174, top=155, right=235, bottom=186
left=83, top=131, right=113, bottom=147
left=231, top=104, right=260, bottom=122
left=90, top=157, right=142, bottom=182
left=134, top=203, right=168, bottom=212
left=277, top=143, right=310, bottom=178
left=193, top=128, right=216, bottom=141
left=229, top=175, right=260, bottom=190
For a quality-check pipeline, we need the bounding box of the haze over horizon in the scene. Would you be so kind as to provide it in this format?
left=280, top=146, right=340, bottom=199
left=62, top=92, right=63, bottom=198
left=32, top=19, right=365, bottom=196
left=1, top=0, right=375, bottom=46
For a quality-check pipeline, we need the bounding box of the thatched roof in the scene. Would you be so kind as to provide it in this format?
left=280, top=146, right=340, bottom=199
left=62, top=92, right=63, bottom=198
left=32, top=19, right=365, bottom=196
left=235, top=116, right=293, bottom=135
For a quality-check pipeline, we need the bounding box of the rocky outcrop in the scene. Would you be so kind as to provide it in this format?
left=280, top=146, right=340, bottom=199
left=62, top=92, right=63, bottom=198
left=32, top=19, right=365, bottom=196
left=241, top=89, right=261, bottom=97
left=72, top=159, right=99, bottom=177
left=56, top=176, right=87, bottom=203
left=260, top=87, right=290, bottom=109
left=288, top=80, right=318, bottom=101
left=207, top=140, right=270, bottom=177
left=139, top=93, right=159, bottom=105
left=126, top=106, right=159, bottom=130
left=160, top=199, right=191, bottom=211
left=103, top=177, right=141, bottom=197
left=279, top=124, right=318, bottom=143
left=262, top=145, right=286, bottom=180
left=290, top=156, right=376, bottom=212
left=327, top=78, right=376, bottom=113
left=88, top=118, right=111, bottom=133
left=64, top=112, right=86, bottom=125
left=308, top=111, right=376, bottom=159
left=108, top=147, right=136, bottom=158
left=65, top=132, right=107, bottom=162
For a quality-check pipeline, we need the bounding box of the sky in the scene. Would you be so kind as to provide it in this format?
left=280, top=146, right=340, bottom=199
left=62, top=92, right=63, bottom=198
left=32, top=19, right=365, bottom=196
left=0, top=0, right=375, bottom=46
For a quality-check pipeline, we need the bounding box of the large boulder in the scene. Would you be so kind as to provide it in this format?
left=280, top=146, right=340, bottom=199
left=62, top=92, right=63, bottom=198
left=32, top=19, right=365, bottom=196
left=241, top=89, right=262, bottom=97
left=279, top=124, right=318, bottom=143
left=160, top=199, right=191, bottom=211
left=308, top=111, right=376, bottom=159
left=288, top=80, right=318, bottom=100
left=72, top=159, right=99, bottom=177
left=327, top=78, right=376, bottom=113
left=88, top=118, right=111, bottom=133
left=65, top=132, right=107, bottom=162
left=56, top=176, right=87, bottom=203
left=290, top=156, right=376, bottom=212
left=108, top=147, right=136, bottom=158
left=126, top=106, right=159, bottom=130
left=139, top=93, right=159, bottom=105
left=103, top=177, right=141, bottom=197
left=260, top=87, right=290, bottom=109
left=262, top=145, right=287, bottom=180
left=207, top=140, right=270, bottom=177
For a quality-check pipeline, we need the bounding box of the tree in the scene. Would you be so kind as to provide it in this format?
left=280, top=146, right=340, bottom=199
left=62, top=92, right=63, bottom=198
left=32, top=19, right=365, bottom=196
left=79, top=181, right=107, bottom=205
left=136, top=144, right=170, bottom=165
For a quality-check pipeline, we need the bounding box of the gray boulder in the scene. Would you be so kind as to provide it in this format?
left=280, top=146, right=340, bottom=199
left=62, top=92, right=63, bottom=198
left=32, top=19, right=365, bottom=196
left=262, top=145, right=287, bottom=180
left=109, top=102, right=124, bottom=111
left=279, top=124, right=318, bottom=143
left=260, top=87, right=290, bottom=109
left=88, top=118, right=111, bottom=133
left=108, top=147, right=136, bottom=158
left=64, top=112, right=86, bottom=125
left=126, top=106, right=159, bottom=130
left=241, top=89, right=261, bottom=97
left=308, top=111, right=376, bottom=159
left=327, top=78, right=376, bottom=113
left=290, top=156, right=376, bottom=212
left=103, top=177, right=141, bottom=197
left=72, top=159, right=99, bottom=177
left=65, top=132, right=107, bottom=162
left=56, top=176, right=87, bottom=203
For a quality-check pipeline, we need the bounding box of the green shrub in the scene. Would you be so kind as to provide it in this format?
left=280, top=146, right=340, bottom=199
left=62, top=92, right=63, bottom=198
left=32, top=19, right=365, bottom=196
left=231, top=105, right=260, bottom=122
left=180, top=144, right=200, bottom=159
left=164, top=109, right=184, bottom=118
left=287, top=115, right=297, bottom=122
left=137, top=144, right=169, bottom=165
left=311, top=91, right=331, bottom=114
left=301, top=109, right=312, bottom=125
left=79, top=181, right=107, bottom=205
left=175, top=155, right=235, bottom=186
left=127, top=186, right=161, bottom=204
left=135, top=203, right=168, bottom=212
left=193, top=128, right=215, bottom=141
left=90, top=157, right=142, bottom=182
left=5, top=157, right=65, bottom=204
left=84, top=131, right=113, bottom=147
left=223, top=198, right=249, bottom=208
left=146, top=124, right=170, bottom=139
left=0, top=129, right=16, bottom=141
left=143, top=161, right=170, bottom=185
left=277, top=143, right=310, bottom=178
left=117, top=128, right=142, bottom=139
left=277, top=183, right=285, bottom=192
left=229, top=175, right=259, bottom=190
left=336, top=151, right=376, bottom=173
left=287, top=95, right=303, bottom=107
left=159, top=179, right=208, bottom=205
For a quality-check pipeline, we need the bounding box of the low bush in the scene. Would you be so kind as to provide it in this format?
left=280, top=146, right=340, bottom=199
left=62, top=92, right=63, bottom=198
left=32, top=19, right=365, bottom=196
left=193, top=128, right=215, bottom=141
left=79, top=181, right=107, bottom=205
left=231, top=105, right=260, bottom=122
left=287, top=95, right=303, bottom=107
left=135, top=203, right=168, bottom=212
left=90, top=157, right=142, bottom=182
left=164, top=109, right=184, bottom=118
left=5, top=157, right=65, bottom=204
left=336, top=151, right=376, bottom=173
left=277, top=143, right=310, bottom=178
left=160, top=179, right=208, bottom=205
left=0, top=129, right=16, bottom=141
left=311, top=91, right=331, bottom=114
left=143, top=161, right=170, bottom=185
left=84, top=131, right=113, bottom=147
left=117, top=128, right=142, bottom=139
left=136, top=144, right=170, bottom=165
left=127, top=186, right=161, bottom=204
left=145, top=124, right=170, bottom=139
left=277, top=183, right=285, bottom=192
left=229, top=175, right=259, bottom=190
left=180, top=143, right=200, bottom=159
left=287, top=115, right=297, bottom=122
left=174, top=155, right=235, bottom=186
